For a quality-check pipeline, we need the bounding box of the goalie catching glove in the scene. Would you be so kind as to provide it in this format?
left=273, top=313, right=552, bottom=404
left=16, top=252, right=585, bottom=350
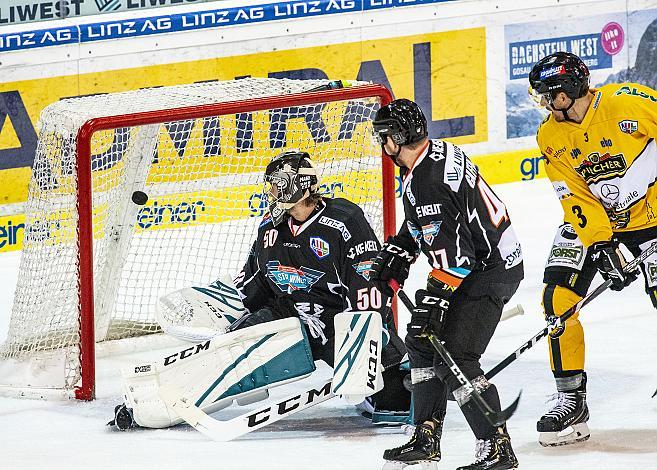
left=589, top=239, right=638, bottom=291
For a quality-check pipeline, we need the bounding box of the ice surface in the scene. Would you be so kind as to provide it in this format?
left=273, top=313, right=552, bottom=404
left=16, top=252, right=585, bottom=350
left=1, top=178, right=656, bottom=469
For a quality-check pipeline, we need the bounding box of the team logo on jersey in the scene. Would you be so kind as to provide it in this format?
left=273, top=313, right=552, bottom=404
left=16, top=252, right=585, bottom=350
left=575, top=152, right=627, bottom=183
left=618, top=120, right=638, bottom=134
left=421, top=221, right=442, bottom=245
left=309, top=237, right=330, bottom=260
left=352, top=260, right=375, bottom=281
left=606, top=208, right=630, bottom=230
left=266, top=261, right=325, bottom=293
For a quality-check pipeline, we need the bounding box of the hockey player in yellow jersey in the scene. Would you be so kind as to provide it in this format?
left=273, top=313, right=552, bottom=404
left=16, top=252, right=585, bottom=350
left=528, top=51, right=656, bottom=446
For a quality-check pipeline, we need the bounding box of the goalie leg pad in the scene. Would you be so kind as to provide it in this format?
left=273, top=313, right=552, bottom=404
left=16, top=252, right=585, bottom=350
left=120, top=317, right=315, bottom=428
left=332, top=311, right=384, bottom=404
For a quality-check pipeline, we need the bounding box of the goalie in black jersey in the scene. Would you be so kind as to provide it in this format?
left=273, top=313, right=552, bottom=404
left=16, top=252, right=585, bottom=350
left=370, top=99, right=524, bottom=470
left=231, top=150, right=410, bottom=413
left=110, top=150, right=410, bottom=433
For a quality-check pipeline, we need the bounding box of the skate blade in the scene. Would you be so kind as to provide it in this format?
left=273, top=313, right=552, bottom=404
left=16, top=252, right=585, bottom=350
left=382, top=460, right=439, bottom=470
left=539, top=422, right=590, bottom=447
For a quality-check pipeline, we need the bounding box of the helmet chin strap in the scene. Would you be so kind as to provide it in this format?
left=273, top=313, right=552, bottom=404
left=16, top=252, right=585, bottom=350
left=382, top=144, right=403, bottom=167
left=552, top=96, right=577, bottom=122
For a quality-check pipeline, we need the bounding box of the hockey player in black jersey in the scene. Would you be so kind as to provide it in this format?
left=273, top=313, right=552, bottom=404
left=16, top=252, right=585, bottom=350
left=370, top=99, right=524, bottom=470
left=232, top=150, right=410, bottom=413
left=109, top=150, right=410, bottom=432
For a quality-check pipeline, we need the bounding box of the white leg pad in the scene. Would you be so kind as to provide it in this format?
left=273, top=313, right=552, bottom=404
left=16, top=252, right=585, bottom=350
left=333, top=311, right=384, bottom=404
left=121, top=317, right=314, bottom=428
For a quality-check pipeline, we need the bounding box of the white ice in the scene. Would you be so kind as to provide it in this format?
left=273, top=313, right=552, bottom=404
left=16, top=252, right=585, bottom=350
left=1, top=178, right=656, bottom=469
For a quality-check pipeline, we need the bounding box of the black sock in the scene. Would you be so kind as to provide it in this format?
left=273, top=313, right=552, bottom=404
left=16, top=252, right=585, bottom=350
left=460, top=384, right=502, bottom=440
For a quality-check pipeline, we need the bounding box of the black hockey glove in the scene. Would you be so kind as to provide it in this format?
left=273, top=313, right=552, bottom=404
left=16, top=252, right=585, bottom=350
left=589, top=240, right=638, bottom=291
left=370, top=236, right=417, bottom=292
left=408, top=289, right=449, bottom=338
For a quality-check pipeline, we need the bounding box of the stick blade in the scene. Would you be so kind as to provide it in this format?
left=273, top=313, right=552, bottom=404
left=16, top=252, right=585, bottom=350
left=488, top=390, right=522, bottom=427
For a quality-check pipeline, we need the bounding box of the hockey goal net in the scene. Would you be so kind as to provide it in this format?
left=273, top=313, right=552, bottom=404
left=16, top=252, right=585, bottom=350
left=0, top=79, right=395, bottom=400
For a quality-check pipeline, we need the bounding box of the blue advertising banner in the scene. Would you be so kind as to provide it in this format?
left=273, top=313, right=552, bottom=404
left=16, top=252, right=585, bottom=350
left=0, top=0, right=456, bottom=52
left=504, top=11, right=641, bottom=139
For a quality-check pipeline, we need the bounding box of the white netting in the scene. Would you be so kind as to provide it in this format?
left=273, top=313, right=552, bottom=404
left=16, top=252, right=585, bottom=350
left=0, top=78, right=389, bottom=398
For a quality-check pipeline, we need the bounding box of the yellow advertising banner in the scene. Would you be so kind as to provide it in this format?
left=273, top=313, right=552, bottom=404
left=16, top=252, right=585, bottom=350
left=0, top=27, right=487, bottom=206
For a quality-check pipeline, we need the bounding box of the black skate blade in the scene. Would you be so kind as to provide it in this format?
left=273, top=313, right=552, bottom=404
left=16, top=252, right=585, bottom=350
left=652, top=388, right=657, bottom=398
left=488, top=390, right=521, bottom=427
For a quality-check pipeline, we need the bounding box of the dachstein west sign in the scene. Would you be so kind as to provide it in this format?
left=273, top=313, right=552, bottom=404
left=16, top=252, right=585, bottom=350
left=0, top=0, right=200, bottom=25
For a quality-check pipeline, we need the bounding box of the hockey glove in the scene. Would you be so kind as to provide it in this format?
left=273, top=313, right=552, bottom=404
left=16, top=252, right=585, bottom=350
left=370, top=236, right=417, bottom=293
left=589, top=240, right=638, bottom=291
left=408, top=289, right=449, bottom=338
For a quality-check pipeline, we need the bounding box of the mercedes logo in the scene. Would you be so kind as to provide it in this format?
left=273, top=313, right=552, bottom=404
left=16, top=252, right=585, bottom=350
left=601, top=184, right=619, bottom=200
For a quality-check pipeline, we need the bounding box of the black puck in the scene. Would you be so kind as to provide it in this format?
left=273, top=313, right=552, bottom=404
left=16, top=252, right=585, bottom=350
left=131, top=191, right=149, bottom=206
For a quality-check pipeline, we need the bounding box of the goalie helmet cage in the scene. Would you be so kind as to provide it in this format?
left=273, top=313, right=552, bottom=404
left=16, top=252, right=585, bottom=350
left=0, top=79, right=395, bottom=401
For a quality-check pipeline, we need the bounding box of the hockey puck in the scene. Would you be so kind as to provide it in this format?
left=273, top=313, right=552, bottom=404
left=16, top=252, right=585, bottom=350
left=131, top=191, right=149, bottom=206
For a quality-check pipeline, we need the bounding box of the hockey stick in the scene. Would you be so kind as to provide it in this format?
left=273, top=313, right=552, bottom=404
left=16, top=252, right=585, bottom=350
left=389, top=280, right=521, bottom=427
left=485, top=242, right=657, bottom=381
left=500, top=304, right=524, bottom=322
left=160, top=379, right=335, bottom=441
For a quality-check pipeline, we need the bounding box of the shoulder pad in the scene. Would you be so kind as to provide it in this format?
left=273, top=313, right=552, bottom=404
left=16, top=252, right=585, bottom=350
left=324, top=197, right=365, bottom=221
left=258, top=213, right=273, bottom=229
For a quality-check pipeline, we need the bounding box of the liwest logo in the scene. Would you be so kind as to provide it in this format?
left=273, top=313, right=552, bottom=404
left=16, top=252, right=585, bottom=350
left=576, top=152, right=626, bottom=183
left=266, top=261, right=324, bottom=293
left=137, top=200, right=205, bottom=229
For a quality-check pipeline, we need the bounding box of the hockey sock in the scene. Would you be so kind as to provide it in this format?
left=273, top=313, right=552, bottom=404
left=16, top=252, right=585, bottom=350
left=459, top=383, right=502, bottom=440
left=555, top=371, right=583, bottom=392
left=411, top=374, right=448, bottom=424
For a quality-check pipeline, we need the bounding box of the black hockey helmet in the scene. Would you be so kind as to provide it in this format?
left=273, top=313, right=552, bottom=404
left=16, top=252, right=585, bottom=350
left=372, top=99, right=428, bottom=164
left=528, top=52, right=590, bottom=106
left=264, top=150, right=320, bottom=226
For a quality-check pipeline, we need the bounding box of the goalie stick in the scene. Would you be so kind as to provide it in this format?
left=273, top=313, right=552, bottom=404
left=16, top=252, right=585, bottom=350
left=389, top=280, right=521, bottom=427
left=485, top=242, right=657, bottom=380
left=160, top=379, right=336, bottom=441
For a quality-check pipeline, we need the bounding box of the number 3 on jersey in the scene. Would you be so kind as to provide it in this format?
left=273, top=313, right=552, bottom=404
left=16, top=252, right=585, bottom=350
left=263, top=229, right=278, bottom=248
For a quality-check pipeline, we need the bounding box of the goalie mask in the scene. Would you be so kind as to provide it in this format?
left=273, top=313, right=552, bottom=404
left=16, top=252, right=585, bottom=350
left=264, top=151, right=320, bottom=226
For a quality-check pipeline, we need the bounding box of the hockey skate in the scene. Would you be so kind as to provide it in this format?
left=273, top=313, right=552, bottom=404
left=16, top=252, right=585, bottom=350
left=382, top=418, right=442, bottom=470
left=456, top=431, right=518, bottom=470
left=107, top=404, right=137, bottom=431
left=537, top=373, right=590, bottom=447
